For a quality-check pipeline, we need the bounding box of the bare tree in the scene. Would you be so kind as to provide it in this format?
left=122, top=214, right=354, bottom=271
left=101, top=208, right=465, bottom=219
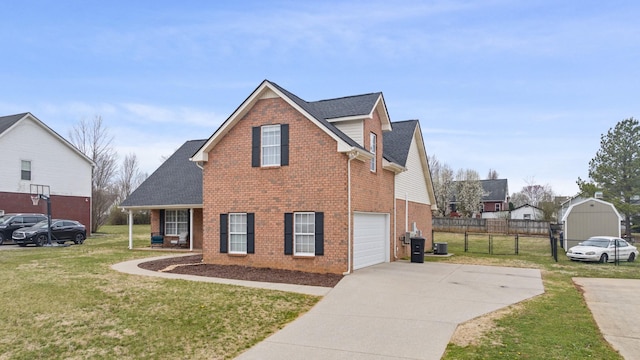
left=116, top=153, right=145, bottom=203
left=455, top=169, right=483, bottom=217
left=429, top=155, right=455, bottom=216
left=487, top=169, right=499, bottom=180
left=519, top=177, right=554, bottom=207
left=69, top=116, right=118, bottom=233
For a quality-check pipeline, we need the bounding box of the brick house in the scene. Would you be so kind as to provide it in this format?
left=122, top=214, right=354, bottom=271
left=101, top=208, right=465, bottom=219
left=0, top=113, right=93, bottom=234
left=190, top=80, right=436, bottom=274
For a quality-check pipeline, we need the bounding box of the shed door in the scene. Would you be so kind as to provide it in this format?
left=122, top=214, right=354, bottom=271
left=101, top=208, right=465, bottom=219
left=353, top=213, right=389, bottom=270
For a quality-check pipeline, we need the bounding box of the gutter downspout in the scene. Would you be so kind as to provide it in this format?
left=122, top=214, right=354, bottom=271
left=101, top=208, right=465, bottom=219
left=393, top=197, right=397, bottom=260
left=405, top=192, right=409, bottom=234
left=128, top=210, right=133, bottom=250
left=344, top=151, right=357, bottom=275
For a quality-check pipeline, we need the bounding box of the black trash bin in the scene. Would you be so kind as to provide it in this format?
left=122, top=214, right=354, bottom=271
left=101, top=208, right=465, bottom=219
left=410, top=236, right=425, bottom=263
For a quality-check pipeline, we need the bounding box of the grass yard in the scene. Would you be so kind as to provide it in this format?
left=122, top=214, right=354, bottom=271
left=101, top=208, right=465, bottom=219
left=433, top=232, right=639, bottom=360
left=0, top=225, right=319, bottom=360
left=2, top=227, right=637, bottom=359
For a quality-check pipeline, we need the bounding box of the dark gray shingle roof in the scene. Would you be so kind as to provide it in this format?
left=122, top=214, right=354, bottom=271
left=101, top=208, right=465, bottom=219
left=121, top=140, right=206, bottom=207
left=382, top=120, right=418, bottom=166
left=0, top=113, right=28, bottom=135
left=480, top=179, right=509, bottom=201
left=268, top=81, right=376, bottom=151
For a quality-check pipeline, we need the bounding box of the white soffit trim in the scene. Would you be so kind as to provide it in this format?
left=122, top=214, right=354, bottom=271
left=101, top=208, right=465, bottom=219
left=373, top=95, right=392, bottom=131
left=383, top=159, right=406, bottom=173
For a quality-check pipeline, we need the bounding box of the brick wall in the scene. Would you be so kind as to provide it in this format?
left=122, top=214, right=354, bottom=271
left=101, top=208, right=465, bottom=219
left=203, top=97, right=358, bottom=274
left=0, top=191, right=90, bottom=231
left=350, top=111, right=396, bottom=263
left=395, top=199, right=433, bottom=258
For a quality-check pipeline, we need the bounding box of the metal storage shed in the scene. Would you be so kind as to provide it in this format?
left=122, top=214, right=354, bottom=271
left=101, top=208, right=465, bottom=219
left=561, top=198, right=622, bottom=250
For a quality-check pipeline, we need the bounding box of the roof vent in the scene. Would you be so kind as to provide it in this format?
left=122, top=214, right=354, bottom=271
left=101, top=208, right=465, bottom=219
left=595, top=191, right=603, bottom=199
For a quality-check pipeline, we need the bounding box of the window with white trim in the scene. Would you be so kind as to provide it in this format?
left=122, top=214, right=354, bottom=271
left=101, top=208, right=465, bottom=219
left=294, top=212, right=315, bottom=256
left=495, top=203, right=501, bottom=212
left=165, top=209, right=188, bottom=235
left=229, top=213, right=247, bottom=254
left=21, top=160, right=31, bottom=181
left=262, top=125, right=281, bottom=166
left=370, top=132, right=376, bottom=172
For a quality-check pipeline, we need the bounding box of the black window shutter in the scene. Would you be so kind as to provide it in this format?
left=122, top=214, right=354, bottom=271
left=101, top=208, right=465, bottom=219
left=281, top=124, right=289, bottom=166
left=284, top=213, right=293, bottom=255
left=315, top=212, right=324, bottom=256
left=251, top=126, right=261, bottom=167
left=159, top=209, right=165, bottom=235
left=247, top=213, right=255, bottom=254
left=219, top=214, right=228, bottom=253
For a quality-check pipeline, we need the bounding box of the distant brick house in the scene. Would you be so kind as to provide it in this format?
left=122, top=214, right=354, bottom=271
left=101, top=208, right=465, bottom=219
left=123, top=80, right=436, bottom=274
left=450, top=179, right=509, bottom=218
left=0, top=113, right=93, bottom=236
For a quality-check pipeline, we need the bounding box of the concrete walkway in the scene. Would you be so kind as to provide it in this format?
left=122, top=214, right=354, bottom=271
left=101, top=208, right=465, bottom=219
left=112, top=256, right=544, bottom=359
left=573, top=278, right=640, bottom=360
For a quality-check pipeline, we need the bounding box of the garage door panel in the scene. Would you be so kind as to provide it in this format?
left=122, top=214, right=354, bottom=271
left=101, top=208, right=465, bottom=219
left=354, top=213, right=388, bottom=270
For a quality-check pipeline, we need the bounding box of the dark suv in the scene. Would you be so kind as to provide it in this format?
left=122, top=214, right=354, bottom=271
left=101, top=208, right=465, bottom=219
left=12, top=219, right=86, bottom=247
left=0, top=213, right=47, bottom=245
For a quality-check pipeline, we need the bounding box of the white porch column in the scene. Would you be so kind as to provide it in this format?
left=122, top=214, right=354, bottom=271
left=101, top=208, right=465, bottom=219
left=189, top=208, right=194, bottom=252
left=128, top=210, right=133, bottom=250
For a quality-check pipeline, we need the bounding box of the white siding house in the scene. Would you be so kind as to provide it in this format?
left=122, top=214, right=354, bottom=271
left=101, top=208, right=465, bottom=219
left=511, top=204, right=544, bottom=220
left=0, top=113, right=93, bottom=227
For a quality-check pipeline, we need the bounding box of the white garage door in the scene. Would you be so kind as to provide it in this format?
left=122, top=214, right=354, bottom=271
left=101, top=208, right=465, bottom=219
left=353, top=213, right=389, bottom=270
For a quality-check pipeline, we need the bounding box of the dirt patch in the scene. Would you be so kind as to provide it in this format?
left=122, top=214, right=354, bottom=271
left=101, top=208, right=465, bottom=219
left=138, top=255, right=343, bottom=288
left=450, top=304, right=522, bottom=347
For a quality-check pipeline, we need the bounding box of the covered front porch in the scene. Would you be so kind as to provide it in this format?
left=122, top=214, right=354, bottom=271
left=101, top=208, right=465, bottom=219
left=122, top=207, right=203, bottom=252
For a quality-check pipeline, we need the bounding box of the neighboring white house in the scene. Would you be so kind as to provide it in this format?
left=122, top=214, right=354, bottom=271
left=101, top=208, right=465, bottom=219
left=0, top=113, right=93, bottom=228
left=511, top=204, right=544, bottom=220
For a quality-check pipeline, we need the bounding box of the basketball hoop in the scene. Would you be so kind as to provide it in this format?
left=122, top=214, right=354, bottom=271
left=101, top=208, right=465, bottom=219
left=31, top=195, right=40, bottom=206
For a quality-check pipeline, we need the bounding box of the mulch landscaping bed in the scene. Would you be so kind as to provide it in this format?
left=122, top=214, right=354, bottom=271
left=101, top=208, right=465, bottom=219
left=138, top=255, right=343, bottom=288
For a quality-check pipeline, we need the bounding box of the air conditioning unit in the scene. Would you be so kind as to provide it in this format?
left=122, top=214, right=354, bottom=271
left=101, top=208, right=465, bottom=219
left=433, top=242, right=448, bottom=255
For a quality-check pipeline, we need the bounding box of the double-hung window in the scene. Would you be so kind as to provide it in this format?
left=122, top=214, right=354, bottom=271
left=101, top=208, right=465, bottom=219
left=219, top=213, right=255, bottom=254
left=370, top=133, right=377, bottom=172
left=229, top=213, right=247, bottom=254
left=252, top=124, right=289, bottom=167
left=165, top=209, right=188, bottom=235
left=294, top=212, right=315, bottom=256
left=21, top=160, right=31, bottom=181
left=284, top=212, right=324, bottom=256
left=261, top=125, right=281, bottom=166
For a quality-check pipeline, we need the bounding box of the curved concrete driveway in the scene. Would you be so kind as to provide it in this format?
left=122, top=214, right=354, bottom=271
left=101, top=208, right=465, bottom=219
left=237, top=262, right=544, bottom=359
left=112, top=256, right=544, bottom=359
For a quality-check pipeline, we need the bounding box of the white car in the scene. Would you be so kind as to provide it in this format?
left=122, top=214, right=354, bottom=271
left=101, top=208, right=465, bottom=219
left=567, top=236, right=638, bottom=263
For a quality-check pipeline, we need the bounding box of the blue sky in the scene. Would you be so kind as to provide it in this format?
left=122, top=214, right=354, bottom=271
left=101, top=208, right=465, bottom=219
left=2, top=1, right=639, bottom=196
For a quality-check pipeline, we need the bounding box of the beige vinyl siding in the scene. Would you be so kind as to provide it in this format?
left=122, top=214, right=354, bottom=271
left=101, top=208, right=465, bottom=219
left=564, top=199, right=621, bottom=248
left=333, top=120, right=363, bottom=146
left=395, top=134, right=430, bottom=204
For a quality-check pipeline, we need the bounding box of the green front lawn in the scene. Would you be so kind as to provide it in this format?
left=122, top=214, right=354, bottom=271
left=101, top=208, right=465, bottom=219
left=1, top=228, right=635, bottom=359
left=0, top=225, right=318, bottom=359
